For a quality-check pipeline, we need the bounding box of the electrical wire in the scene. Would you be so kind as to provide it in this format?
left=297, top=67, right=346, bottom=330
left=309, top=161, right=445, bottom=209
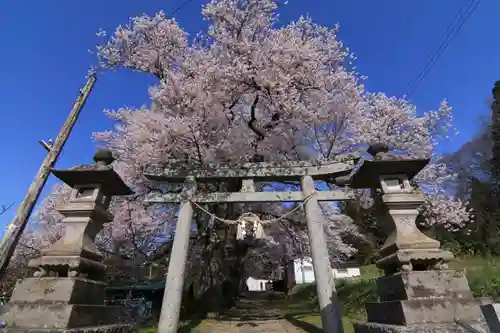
left=170, top=0, right=200, bottom=16
left=404, top=0, right=481, bottom=98
left=404, top=0, right=478, bottom=97
left=406, top=0, right=472, bottom=92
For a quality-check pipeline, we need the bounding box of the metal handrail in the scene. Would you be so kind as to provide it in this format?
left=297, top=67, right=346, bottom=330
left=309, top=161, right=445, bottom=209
left=454, top=317, right=486, bottom=333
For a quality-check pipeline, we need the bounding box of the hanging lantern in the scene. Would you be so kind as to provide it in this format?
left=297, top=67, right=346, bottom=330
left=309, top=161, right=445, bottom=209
left=236, top=219, right=247, bottom=240
left=236, top=213, right=266, bottom=241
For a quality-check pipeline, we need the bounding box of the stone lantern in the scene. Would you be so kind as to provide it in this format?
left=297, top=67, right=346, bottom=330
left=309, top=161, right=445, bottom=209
left=0, top=149, right=136, bottom=333
left=30, top=148, right=133, bottom=279
left=349, top=143, right=453, bottom=274
left=350, top=144, right=491, bottom=333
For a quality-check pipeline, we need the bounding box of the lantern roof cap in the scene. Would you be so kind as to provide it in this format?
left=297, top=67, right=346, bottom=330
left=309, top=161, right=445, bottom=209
left=348, top=143, right=430, bottom=189
left=51, top=148, right=133, bottom=196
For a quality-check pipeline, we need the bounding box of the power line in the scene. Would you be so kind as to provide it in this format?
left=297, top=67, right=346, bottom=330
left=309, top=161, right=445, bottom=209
left=405, top=0, right=471, bottom=92
left=404, top=0, right=478, bottom=97
left=170, top=0, right=199, bottom=16
left=404, top=0, right=481, bottom=98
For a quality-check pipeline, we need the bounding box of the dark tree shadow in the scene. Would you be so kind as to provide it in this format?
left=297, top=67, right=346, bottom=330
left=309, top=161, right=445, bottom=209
left=285, top=315, right=323, bottom=333
left=286, top=298, right=347, bottom=333
left=177, top=317, right=203, bottom=333
left=236, top=322, right=258, bottom=327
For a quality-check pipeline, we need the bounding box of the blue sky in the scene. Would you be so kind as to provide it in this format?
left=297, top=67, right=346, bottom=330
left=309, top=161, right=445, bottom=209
left=0, top=0, right=496, bottom=229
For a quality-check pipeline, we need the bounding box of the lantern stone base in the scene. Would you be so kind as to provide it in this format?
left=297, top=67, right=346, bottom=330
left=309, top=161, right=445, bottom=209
left=375, top=270, right=473, bottom=301
left=0, top=277, right=135, bottom=333
left=29, top=256, right=106, bottom=280
left=352, top=321, right=489, bottom=333
left=365, top=297, right=491, bottom=326
left=353, top=270, right=491, bottom=333
left=377, top=244, right=454, bottom=275
left=8, top=277, right=107, bottom=304
left=0, top=324, right=136, bottom=333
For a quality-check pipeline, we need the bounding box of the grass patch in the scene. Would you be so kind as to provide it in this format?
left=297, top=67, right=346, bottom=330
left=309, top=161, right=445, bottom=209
left=359, top=265, right=382, bottom=279
left=138, top=328, right=157, bottom=333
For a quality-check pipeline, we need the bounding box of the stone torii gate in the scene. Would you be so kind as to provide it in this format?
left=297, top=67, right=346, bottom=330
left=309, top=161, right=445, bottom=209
left=143, top=158, right=358, bottom=333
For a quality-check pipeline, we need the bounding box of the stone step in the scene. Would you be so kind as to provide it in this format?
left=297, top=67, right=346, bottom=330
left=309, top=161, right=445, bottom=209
left=195, top=319, right=311, bottom=333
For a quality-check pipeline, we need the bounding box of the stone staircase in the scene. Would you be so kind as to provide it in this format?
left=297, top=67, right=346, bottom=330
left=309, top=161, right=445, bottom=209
left=190, top=292, right=318, bottom=333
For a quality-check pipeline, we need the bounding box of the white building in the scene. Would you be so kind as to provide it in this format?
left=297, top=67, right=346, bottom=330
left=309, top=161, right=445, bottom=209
left=246, top=277, right=272, bottom=291
left=245, top=257, right=361, bottom=292
left=292, top=257, right=361, bottom=284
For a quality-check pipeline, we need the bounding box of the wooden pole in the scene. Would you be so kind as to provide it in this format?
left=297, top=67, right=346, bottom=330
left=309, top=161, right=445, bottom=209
left=0, top=74, right=96, bottom=278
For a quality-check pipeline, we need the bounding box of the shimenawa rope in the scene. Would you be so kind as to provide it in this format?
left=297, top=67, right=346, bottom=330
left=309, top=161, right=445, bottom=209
left=189, top=190, right=318, bottom=226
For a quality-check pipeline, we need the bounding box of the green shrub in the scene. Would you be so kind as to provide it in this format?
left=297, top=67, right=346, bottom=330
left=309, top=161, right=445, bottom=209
left=337, top=278, right=377, bottom=317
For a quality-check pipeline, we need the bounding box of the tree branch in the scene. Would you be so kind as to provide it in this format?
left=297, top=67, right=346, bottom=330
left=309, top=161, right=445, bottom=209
left=248, top=94, right=265, bottom=140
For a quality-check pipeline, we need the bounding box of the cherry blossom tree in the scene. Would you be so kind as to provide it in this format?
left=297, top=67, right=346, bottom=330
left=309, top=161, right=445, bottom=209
left=29, top=0, right=470, bottom=301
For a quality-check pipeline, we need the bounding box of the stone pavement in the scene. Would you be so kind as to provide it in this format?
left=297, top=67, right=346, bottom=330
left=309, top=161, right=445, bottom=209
left=194, top=319, right=312, bottom=333
left=184, top=292, right=323, bottom=333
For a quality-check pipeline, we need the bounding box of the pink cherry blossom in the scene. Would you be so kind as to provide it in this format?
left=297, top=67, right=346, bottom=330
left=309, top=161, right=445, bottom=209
left=26, top=0, right=469, bottom=269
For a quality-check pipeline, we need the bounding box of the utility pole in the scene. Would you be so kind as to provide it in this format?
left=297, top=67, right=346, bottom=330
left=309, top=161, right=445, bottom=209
left=0, top=74, right=96, bottom=278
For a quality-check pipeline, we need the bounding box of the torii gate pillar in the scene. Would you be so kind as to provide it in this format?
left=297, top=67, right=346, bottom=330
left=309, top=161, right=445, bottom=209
left=302, top=175, right=343, bottom=333
left=157, top=177, right=196, bottom=333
